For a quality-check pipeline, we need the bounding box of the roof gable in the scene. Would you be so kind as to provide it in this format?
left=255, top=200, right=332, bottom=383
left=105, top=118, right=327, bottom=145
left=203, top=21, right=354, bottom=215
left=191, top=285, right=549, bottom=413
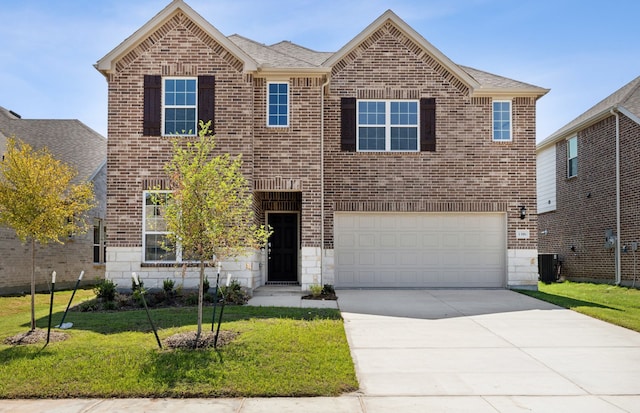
left=96, top=2, right=547, bottom=96
left=95, top=0, right=257, bottom=76
left=538, top=75, right=640, bottom=150
left=323, top=10, right=480, bottom=94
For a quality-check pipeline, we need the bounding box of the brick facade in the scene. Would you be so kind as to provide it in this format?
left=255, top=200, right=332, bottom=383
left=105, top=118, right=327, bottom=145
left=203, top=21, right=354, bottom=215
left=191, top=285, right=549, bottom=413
left=98, top=2, right=545, bottom=291
left=539, top=113, right=640, bottom=284
left=324, top=26, right=539, bottom=249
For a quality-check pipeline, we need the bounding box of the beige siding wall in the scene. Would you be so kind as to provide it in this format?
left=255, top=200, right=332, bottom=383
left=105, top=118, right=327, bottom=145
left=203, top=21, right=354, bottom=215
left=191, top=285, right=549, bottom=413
left=537, top=145, right=557, bottom=214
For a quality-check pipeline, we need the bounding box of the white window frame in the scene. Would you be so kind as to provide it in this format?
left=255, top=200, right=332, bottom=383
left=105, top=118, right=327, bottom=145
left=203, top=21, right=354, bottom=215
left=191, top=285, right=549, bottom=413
left=142, top=191, right=178, bottom=263
left=356, top=99, right=420, bottom=152
left=492, top=100, right=513, bottom=141
left=162, top=77, right=198, bottom=137
left=567, top=136, right=578, bottom=178
left=267, top=81, right=289, bottom=127
left=93, top=218, right=106, bottom=264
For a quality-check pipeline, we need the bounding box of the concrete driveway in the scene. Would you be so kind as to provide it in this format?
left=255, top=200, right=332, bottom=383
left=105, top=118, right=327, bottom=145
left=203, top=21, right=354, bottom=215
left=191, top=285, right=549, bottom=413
left=337, top=289, right=640, bottom=412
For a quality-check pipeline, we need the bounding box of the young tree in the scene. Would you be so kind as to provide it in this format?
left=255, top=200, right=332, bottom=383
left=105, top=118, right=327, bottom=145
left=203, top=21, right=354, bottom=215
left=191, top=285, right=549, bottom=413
left=0, top=137, right=95, bottom=331
left=162, top=121, right=270, bottom=345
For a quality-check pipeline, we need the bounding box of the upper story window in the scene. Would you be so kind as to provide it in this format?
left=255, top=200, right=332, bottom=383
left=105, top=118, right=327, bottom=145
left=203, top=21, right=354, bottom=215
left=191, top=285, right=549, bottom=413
left=143, top=191, right=176, bottom=263
left=567, top=136, right=578, bottom=178
left=144, top=75, right=214, bottom=137
left=492, top=100, right=512, bottom=141
left=163, top=77, right=197, bottom=136
left=357, top=100, right=419, bottom=151
left=267, top=82, right=289, bottom=127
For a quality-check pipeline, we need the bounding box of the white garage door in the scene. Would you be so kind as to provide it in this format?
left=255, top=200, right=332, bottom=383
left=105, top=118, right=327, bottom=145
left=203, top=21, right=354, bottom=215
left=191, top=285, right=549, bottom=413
left=334, top=213, right=506, bottom=288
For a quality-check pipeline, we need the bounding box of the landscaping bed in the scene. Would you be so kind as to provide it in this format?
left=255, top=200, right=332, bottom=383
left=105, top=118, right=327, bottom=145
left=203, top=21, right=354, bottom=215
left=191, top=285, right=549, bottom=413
left=0, top=289, right=358, bottom=398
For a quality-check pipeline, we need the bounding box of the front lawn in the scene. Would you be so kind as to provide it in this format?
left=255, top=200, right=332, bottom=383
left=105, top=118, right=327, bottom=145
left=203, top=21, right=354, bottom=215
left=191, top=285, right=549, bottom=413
left=0, top=290, right=358, bottom=398
left=519, top=281, right=640, bottom=333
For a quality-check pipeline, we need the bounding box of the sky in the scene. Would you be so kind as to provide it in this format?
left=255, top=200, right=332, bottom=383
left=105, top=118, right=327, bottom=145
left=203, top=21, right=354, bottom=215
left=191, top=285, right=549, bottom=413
left=1, top=0, right=639, bottom=142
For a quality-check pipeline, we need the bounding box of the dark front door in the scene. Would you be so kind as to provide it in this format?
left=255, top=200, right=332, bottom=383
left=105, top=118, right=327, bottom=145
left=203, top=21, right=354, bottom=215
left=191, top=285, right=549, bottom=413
left=268, top=213, right=298, bottom=283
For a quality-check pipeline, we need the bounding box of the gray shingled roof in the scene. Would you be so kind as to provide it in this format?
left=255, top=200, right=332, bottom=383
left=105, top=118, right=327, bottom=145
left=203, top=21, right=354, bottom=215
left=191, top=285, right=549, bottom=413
left=540, top=76, right=640, bottom=146
left=228, top=34, right=321, bottom=68
left=0, top=107, right=106, bottom=183
left=227, top=34, right=545, bottom=94
left=460, top=66, right=546, bottom=92
left=268, top=41, right=333, bottom=66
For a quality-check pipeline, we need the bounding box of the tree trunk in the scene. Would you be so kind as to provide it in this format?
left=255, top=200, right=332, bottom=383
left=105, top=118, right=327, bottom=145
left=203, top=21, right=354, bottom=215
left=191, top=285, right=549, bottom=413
left=195, top=260, right=205, bottom=347
left=30, top=238, right=36, bottom=331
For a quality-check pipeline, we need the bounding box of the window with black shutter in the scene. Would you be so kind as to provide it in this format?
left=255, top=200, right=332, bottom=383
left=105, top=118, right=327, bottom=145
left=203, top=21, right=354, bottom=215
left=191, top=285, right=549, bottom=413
left=198, top=75, right=215, bottom=134
left=142, top=75, right=216, bottom=136
left=340, top=97, right=356, bottom=151
left=340, top=97, right=436, bottom=152
left=143, top=75, right=161, bottom=136
left=420, top=98, right=436, bottom=152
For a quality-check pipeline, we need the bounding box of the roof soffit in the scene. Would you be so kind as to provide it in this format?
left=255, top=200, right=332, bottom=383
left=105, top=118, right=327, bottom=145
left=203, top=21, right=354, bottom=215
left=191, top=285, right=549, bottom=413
left=323, top=10, right=480, bottom=93
left=95, top=0, right=257, bottom=76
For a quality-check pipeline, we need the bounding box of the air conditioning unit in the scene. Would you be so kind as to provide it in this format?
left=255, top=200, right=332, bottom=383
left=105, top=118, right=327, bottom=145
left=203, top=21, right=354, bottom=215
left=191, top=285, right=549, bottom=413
left=538, top=254, right=559, bottom=283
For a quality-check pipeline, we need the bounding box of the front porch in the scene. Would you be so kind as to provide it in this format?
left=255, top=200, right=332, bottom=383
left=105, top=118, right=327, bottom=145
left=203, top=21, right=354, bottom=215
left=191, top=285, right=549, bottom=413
left=247, top=285, right=338, bottom=308
left=254, top=191, right=324, bottom=291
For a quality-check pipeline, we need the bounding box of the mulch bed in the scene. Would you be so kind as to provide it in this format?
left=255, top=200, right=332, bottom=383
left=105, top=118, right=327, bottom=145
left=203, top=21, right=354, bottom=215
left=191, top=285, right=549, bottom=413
left=3, top=328, right=69, bottom=345
left=3, top=328, right=238, bottom=350
left=164, top=330, right=239, bottom=350
left=301, top=293, right=338, bottom=301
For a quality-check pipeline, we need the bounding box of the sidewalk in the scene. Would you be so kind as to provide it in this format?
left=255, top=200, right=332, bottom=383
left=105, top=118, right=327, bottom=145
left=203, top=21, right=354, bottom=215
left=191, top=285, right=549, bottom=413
left=2, top=289, right=640, bottom=412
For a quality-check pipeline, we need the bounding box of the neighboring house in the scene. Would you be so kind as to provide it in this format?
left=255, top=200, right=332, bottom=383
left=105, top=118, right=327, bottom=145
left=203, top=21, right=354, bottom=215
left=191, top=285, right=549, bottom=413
left=537, top=76, right=640, bottom=285
left=95, top=0, right=548, bottom=292
left=0, top=106, right=107, bottom=294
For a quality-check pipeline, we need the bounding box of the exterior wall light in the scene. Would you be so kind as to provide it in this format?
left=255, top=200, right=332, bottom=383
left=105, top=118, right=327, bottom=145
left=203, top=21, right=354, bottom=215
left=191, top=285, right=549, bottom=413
left=519, top=205, right=526, bottom=220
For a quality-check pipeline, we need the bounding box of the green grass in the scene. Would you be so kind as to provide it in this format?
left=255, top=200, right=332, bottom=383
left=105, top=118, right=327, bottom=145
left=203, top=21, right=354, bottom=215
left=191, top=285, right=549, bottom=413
left=0, top=290, right=358, bottom=398
left=519, top=281, right=640, bottom=332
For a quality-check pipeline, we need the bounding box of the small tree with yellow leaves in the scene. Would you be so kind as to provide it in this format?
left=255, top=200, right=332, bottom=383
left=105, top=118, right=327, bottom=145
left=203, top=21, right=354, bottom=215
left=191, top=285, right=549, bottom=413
left=0, top=137, right=95, bottom=331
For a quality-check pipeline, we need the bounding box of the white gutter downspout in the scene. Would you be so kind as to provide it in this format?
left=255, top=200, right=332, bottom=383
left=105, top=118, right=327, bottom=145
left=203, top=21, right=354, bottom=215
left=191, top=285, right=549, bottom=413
left=320, top=76, right=330, bottom=284
left=611, top=107, right=622, bottom=285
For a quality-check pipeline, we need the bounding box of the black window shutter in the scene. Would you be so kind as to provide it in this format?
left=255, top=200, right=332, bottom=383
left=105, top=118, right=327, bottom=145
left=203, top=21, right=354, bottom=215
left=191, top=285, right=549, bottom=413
left=198, top=75, right=215, bottom=134
left=420, top=98, right=436, bottom=152
left=143, top=75, right=162, bottom=136
left=341, top=97, right=357, bottom=152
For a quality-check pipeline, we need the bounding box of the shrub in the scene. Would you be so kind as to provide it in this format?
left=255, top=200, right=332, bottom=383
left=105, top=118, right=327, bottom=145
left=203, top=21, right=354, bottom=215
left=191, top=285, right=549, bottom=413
left=203, top=276, right=210, bottom=294
left=184, top=293, right=199, bottom=306
left=94, top=279, right=117, bottom=302
left=163, top=278, right=175, bottom=296
left=309, top=284, right=323, bottom=297
left=322, top=284, right=335, bottom=295
left=220, top=280, right=249, bottom=305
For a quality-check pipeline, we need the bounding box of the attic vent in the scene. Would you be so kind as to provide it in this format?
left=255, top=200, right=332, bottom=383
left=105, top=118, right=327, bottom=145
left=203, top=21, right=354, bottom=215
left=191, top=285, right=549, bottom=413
left=9, top=110, right=21, bottom=119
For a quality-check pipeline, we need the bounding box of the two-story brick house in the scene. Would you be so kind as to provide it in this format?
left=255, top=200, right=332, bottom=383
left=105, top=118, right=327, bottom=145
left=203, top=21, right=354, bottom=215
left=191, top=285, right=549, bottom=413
left=96, top=0, right=547, bottom=292
left=537, top=76, right=640, bottom=285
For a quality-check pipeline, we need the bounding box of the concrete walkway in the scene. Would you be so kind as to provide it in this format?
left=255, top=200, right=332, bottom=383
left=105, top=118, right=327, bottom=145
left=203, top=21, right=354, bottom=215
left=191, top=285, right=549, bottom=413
left=2, top=289, right=640, bottom=412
